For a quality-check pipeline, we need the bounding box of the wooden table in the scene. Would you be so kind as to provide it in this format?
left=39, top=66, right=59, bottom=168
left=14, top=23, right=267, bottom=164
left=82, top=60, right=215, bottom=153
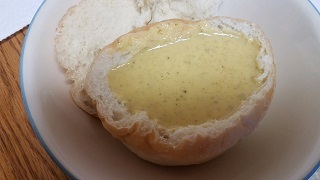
left=0, top=27, right=68, bottom=179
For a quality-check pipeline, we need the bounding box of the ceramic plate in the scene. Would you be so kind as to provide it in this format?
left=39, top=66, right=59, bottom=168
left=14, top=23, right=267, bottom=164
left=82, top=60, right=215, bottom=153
left=21, top=0, right=320, bottom=179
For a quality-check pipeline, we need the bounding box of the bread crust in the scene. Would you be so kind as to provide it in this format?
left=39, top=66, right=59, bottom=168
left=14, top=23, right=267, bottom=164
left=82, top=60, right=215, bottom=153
left=97, top=81, right=275, bottom=165
left=86, top=17, right=276, bottom=165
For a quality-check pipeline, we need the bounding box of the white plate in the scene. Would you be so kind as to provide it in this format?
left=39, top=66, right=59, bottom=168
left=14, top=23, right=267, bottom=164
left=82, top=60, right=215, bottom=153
left=21, top=0, right=320, bottom=179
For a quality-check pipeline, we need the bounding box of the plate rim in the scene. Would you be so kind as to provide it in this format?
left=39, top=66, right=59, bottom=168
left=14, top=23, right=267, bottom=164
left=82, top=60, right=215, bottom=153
left=20, top=0, right=320, bottom=179
left=20, top=0, right=77, bottom=179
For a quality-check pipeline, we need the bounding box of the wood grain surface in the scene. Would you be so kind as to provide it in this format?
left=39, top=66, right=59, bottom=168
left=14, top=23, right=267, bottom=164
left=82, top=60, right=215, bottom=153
left=0, top=27, right=68, bottom=179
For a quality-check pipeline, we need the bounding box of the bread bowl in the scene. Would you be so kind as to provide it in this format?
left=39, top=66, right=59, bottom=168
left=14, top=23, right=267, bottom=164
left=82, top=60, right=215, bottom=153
left=85, top=17, right=276, bottom=166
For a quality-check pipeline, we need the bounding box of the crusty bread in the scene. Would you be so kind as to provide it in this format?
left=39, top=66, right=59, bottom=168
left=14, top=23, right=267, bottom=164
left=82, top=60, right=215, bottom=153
left=55, top=0, right=222, bottom=116
left=85, top=17, right=276, bottom=166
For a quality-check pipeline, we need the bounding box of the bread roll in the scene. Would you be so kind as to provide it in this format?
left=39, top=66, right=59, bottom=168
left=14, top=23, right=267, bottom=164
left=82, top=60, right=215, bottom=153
left=85, top=17, right=276, bottom=166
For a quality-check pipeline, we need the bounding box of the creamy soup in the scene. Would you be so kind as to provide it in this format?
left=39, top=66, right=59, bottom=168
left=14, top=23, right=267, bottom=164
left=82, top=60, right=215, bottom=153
left=107, top=22, right=262, bottom=128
